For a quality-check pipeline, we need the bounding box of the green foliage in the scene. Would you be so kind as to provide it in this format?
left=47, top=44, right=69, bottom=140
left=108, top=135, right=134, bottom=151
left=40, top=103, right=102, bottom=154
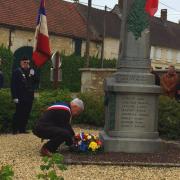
left=158, top=96, right=180, bottom=139
left=0, top=165, right=14, bottom=180
left=1, top=88, right=180, bottom=140
left=60, top=54, right=84, bottom=92
left=0, top=45, right=14, bottom=88
left=0, top=51, right=116, bottom=91
left=127, top=0, right=149, bottom=39
left=73, top=93, right=105, bottom=126
left=0, top=89, right=15, bottom=133
left=38, top=54, right=116, bottom=92
left=37, top=153, right=67, bottom=180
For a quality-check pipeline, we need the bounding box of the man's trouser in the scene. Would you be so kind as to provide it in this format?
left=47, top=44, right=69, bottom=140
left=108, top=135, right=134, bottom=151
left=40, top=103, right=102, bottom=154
left=33, top=126, right=74, bottom=152
left=13, top=100, right=33, bottom=133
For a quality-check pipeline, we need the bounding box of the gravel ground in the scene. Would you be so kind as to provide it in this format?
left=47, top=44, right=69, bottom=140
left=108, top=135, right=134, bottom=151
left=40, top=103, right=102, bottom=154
left=0, top=126, right=180, bottom=180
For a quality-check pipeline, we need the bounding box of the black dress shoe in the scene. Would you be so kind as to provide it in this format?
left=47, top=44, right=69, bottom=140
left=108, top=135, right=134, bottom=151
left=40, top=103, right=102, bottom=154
left=40, top=146, right=52, bottom=157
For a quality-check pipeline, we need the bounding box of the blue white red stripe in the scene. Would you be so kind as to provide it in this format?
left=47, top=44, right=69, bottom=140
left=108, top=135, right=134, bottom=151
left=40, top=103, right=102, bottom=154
left=33, top=0, right=51, bottom=68
left=47, top=103, right=71, bottom=114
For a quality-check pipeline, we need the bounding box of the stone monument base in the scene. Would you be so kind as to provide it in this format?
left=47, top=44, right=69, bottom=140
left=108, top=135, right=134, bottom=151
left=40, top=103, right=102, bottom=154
left=100, top=131, right=163, bottom=153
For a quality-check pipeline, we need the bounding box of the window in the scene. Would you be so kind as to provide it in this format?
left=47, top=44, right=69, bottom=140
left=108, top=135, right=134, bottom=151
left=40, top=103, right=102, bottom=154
left=150, top=46, right=155, bottom=60
left=155, top=48, right=161, bottom=60
left=167, top=49, right=173, bottom=62
left=74, top=39, right=82, bottom=56
left=176, top=52, right=180, bottom=63
left=155, top=66, right=162, bottom=69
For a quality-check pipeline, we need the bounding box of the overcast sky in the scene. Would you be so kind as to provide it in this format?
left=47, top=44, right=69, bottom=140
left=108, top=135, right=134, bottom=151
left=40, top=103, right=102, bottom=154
left=65, top=0, right=180, bottom=23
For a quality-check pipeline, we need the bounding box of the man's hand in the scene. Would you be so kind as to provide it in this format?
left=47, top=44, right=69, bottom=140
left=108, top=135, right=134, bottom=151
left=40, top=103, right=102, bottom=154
left=30, top=69, right=35, bottom=76
left=13, top=98, right=19, bottom=103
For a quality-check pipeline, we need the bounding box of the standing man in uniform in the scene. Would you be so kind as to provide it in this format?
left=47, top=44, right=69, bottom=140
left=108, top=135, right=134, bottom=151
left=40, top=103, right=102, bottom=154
left=11, top=56, right=38, bottom=134
left=33, top=98, right=84, bottom=156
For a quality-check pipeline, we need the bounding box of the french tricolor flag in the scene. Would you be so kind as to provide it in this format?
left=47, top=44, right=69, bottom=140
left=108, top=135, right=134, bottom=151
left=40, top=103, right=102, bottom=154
left=33, top=0, right=51, bottom=68
left=145, top=0, right=159, bottom=16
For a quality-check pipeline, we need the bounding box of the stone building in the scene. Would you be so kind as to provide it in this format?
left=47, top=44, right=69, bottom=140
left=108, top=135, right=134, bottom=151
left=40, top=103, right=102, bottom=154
left=150, top=9, right=180, bottom=70
left=0, top=0, right=120, bottom=62
left=0, top=0, right=101, bottom=62
left=112, top=2, right=180, bottom=70
left=0, top=0, right=180, bottom=70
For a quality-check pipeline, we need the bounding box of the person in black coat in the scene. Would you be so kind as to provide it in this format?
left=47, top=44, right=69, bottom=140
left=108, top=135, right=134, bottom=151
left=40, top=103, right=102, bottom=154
left=11, top=56, right=38, bottom=134
left=33, top=98, right=84, bottom=156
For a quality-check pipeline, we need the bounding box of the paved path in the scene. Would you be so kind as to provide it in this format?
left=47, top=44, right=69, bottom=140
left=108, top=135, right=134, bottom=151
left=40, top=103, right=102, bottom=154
left=0, top=127, right=180, bottom=180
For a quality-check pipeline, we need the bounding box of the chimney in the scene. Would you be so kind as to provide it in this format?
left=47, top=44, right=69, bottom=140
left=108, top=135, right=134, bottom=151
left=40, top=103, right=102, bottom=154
left=118, top=0, right=123, bottom=10
left=161, top=9, right=167, bottom=21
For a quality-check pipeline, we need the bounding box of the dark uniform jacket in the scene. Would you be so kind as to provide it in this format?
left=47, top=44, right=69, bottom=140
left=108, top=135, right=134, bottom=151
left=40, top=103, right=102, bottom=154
left=11, top=67, right=37, bottom=102
left=33, top=102, right=75, bottom=138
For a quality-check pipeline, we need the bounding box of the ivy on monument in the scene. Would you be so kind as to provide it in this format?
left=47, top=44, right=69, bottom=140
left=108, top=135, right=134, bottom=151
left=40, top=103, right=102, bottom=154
left=127, top=0, right=149, bottom=39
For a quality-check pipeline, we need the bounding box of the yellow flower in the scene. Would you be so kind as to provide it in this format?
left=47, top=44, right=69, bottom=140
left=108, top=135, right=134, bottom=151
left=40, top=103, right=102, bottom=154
left=88, top=142, right=98, bottom=151
left=87, top=135, right=91, bottom=140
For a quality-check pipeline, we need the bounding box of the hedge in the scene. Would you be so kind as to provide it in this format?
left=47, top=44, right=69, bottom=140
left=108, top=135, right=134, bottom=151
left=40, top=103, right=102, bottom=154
left=0, top=45, right=116, bottom=92
left=38, top=54, right=116, bottom=91
left=0, top=89, right=180, bottom=139
left=158, top=96, right=180, bottom=139
left=0, top=45, right=14, bottom=88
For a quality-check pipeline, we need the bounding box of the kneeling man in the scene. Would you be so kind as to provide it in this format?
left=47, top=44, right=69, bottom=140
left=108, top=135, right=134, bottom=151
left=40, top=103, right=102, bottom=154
left=33, top=98, right=84, bottom=156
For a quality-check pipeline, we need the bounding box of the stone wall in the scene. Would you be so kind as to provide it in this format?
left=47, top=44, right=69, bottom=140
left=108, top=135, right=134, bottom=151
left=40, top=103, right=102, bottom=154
left=80, top=68, right=117, bottom=94
left=0, top=27, right=9, bottom=47
left=104, top=37, right=120, bottom=60
left=0, top=27, right=101, bottom=57
left=80, top=68, right=180, bottom=94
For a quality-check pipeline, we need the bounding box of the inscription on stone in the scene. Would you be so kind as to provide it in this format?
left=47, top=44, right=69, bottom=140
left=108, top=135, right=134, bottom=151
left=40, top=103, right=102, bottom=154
left=116, top=74, right=150, bottom=84
left=120, top=96, right=150, bottom=129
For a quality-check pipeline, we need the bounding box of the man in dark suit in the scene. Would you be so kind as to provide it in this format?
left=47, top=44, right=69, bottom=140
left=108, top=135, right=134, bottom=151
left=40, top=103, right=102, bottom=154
left=11, top=56, right=38, bottom=134
left=33, top=98, right=84, bottom=156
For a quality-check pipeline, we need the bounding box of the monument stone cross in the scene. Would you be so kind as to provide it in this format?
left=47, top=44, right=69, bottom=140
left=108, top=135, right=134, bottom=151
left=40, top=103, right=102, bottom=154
left=99, top=0, right=162, bottom=153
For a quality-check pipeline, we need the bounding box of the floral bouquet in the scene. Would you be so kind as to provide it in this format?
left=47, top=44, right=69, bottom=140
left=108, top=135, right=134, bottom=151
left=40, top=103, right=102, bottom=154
left=73, top=132, right=103, bottom=153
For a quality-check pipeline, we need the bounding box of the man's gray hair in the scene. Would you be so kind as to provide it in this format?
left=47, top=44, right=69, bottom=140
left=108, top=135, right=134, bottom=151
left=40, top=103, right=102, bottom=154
left=71, top=98, right=84, bottom=111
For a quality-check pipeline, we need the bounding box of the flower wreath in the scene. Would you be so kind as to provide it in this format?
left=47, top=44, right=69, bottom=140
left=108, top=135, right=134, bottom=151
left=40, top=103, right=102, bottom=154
left=73, top=132, right=103, bottom=152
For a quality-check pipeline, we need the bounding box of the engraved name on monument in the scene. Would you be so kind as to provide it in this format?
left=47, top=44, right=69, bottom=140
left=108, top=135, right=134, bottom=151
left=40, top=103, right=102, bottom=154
left=118, top=95, right=151, bottom=130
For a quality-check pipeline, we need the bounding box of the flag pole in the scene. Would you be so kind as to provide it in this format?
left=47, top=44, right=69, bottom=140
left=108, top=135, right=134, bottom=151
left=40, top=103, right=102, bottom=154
left=53, top=51, right=60, bottom=89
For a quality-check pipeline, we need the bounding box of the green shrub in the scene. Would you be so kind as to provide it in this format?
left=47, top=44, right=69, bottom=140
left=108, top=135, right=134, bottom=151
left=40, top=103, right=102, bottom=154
left=0, top=51, right=116, bottom=91
left=1, top=88, right=179, bottom=140
left=37, top=54, right=116, bottom=91
left=158, top=96, right=180, bottom=139
left=73, top=93, right=105, bottom=126
left=37, top=153, right=67, bottom=180
left=0, top=165, right=14, bottom=180
left=0, top=89, right=15, bottom=133
left=0, top=45, right=14, bottom=88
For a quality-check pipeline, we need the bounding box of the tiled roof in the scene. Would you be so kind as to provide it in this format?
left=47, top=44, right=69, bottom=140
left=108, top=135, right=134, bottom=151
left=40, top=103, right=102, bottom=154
left=77, top=4, right=121, bottom=39
left=77, top=4, right=180, bottom=50
left=0, top=0, right=180, bottom=50
left=150, top=17, right=180, bottom=50
left=0, top=0, right=91, bottom=40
